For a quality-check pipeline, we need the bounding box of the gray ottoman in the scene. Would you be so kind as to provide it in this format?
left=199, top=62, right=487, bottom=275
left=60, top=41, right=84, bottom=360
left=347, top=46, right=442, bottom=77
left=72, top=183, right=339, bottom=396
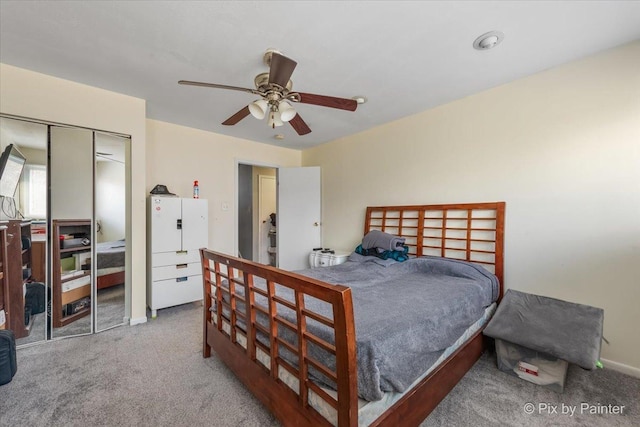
left=484, top=290, right=604, bottom=392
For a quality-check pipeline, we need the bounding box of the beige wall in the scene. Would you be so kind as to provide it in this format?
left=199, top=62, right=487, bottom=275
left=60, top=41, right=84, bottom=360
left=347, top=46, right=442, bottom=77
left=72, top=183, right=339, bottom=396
left=145, top=120, right=301, bottom=256
left=0, top=63, right=147, bottom=323
left=303, top=42, right=640, bottom=372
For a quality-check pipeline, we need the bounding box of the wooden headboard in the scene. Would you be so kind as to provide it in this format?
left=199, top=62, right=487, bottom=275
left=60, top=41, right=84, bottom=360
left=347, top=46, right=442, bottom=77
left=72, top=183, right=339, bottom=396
left=365, top=202, right=505, bottom=298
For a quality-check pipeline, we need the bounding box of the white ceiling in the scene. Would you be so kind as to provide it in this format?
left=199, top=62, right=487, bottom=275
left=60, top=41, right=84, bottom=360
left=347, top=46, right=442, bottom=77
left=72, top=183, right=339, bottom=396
left=1, top=1, right=639, bottom=150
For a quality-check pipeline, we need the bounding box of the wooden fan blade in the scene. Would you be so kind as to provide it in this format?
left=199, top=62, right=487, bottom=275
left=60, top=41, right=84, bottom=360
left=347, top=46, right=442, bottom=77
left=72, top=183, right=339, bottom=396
left=268, top=53, right=297, bottom=88
left=296, top=92, right=358, bottom=111
left=289, top=113, right=311, bottom=135
left=222, top=106, right=251, bottom=126
left=179, top=80, right=259, bottom=95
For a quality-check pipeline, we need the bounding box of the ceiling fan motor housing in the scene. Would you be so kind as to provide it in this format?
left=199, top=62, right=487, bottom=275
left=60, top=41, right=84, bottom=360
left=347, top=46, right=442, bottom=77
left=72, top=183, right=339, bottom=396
left=254, top=72, right=293, bottom=92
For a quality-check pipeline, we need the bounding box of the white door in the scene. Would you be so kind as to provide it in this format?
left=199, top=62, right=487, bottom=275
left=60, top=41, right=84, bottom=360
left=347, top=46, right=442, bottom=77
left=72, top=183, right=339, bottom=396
left=150, top=197, right=182, bottom=252
left=277, top=167, right=321, bottom=271
left=181, top=198, right=208, bottom=250
left=258, top=175, right=277, bottom=264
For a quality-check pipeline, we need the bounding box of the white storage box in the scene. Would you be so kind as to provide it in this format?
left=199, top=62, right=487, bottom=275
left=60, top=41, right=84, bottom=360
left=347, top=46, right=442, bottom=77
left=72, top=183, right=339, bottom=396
left=495, top=339, right=568, bottom=393
left=309, top=250, right=350, bottom=268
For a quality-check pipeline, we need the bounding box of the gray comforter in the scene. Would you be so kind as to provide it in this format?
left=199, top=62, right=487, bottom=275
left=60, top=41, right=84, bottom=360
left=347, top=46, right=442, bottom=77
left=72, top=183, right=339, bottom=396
left=219, top=255, right=498, bottom=401
left=96, top=240, right=126, bottom=269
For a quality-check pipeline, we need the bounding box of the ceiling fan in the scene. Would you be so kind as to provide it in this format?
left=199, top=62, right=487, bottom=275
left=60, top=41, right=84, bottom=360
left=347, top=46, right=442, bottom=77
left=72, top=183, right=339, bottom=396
left=179, top=49, right=358, bottom=136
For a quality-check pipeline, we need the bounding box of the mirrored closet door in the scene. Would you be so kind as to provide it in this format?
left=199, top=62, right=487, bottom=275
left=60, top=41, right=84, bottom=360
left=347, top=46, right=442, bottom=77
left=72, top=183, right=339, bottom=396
left=50, top=127, right=129, bottom=338
left=0, top=117, right=48, bottom=346
left=0, top=115, right=130, bottom=345
left=50, top=127, right=94, bottom=339
left=94, top=133, right=127, bottom=332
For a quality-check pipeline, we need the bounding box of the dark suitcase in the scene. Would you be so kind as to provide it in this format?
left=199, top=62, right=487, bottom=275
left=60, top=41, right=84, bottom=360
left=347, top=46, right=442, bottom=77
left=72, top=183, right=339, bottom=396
left=25, top=282, right=47, bottom=315
left=0, top=329, right=17, bottom=385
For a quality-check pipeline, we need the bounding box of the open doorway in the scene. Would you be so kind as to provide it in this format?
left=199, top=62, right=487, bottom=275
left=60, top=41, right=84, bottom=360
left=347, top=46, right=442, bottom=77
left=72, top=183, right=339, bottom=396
left=237, top=164, right=277, bottom=266
left=237, top=163, right=321, bottom=271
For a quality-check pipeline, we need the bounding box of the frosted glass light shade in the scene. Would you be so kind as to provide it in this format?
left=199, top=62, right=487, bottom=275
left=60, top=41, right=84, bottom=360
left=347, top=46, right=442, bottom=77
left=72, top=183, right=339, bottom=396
left=268, top=110, right=284, bottom=128
left=279, top=101, right=296, bottom=122
left=249, top=99, right=268, bottom=119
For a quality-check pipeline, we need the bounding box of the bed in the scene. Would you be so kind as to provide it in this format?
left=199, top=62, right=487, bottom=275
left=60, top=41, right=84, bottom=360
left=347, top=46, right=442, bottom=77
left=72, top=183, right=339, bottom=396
left=200, top=202, right=505, bottom=426
left=96, top=239, right=126, bottom=290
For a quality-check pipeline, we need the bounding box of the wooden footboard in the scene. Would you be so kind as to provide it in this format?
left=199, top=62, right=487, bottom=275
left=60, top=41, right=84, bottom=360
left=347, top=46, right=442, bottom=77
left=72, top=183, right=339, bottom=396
left=200, top=249, right=358, bottom=427
left=200, top=202, right=505, bottom=426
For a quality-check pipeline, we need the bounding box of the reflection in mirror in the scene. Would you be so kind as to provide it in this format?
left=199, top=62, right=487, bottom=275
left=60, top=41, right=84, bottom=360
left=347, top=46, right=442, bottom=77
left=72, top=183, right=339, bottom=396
left=50, top=127, right=93, bottom=339
left=0, top=117, right=48, bottom=346
left=0, top=117, right=130, bottom=344
left=95, top=133, right=127, bottom=331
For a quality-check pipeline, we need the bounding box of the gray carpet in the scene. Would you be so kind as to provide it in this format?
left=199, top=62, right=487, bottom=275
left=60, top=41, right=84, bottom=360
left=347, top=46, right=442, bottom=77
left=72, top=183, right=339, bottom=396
left=1, top=302, right=638, bottom=427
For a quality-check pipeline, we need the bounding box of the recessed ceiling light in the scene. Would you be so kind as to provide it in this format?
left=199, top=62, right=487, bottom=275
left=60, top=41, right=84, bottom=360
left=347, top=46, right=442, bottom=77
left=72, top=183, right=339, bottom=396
left=352, top=96, right=367, bottom=104
left=473, top=31, right=504, bottom=50
left=274, top=134, right=285, bottom=140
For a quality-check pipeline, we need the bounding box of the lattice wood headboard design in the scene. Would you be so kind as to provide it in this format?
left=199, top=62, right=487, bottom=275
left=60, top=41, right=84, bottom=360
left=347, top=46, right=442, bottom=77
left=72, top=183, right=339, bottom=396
left=365, top=202, right=505, bottom=297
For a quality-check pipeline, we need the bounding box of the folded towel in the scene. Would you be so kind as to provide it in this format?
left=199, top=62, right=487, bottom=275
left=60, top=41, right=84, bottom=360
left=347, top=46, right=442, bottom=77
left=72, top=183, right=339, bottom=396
left=361, top=230, right=406, bottom=252
left=355, top=244, right=409, bottom=262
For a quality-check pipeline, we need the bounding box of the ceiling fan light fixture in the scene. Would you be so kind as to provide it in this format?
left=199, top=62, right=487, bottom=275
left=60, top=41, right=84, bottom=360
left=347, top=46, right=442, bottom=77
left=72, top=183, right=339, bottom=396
left=249, top=99, right=268, bottom=119
left=268, top=110, right=284, bottom=128
left=279, top=101, right=296, bottom=122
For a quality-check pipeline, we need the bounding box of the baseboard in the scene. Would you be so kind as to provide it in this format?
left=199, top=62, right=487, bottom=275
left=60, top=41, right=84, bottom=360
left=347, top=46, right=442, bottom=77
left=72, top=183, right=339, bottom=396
left=130, top=316, right=148, bottom=326
left=600, top=358, right=640, bottom=378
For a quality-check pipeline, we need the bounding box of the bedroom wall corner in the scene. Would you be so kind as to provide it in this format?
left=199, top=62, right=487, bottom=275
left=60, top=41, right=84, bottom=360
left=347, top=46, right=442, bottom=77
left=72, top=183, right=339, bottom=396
left=0, top=63, right=148, bottom=323
left=301, top=41, right=640, bottom=372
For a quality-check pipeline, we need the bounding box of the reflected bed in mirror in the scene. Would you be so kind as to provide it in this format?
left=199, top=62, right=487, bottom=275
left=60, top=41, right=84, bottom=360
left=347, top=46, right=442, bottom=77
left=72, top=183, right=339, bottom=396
left=95, top=132, right=127, bottom=332
left=97, top=239, right=126, bottom=289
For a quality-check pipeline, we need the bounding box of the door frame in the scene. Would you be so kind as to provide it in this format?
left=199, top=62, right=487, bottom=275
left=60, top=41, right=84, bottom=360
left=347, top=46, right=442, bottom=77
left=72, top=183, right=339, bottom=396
left=257, top=174, right=277, bottom=264
left=234, top=159, right=280, bottom=263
